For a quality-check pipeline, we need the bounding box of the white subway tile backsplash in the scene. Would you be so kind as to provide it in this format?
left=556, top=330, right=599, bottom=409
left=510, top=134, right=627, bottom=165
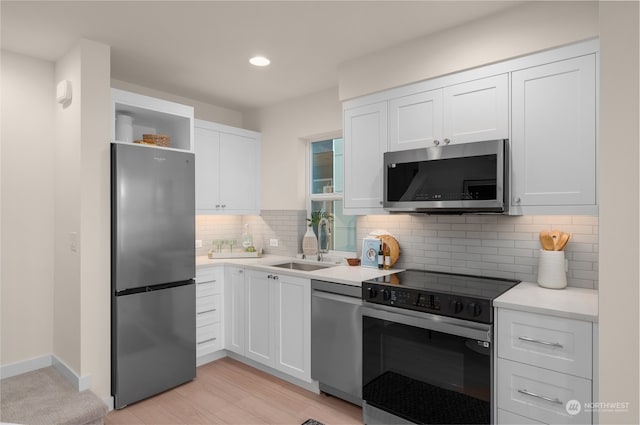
left=357, top=214, right=598, bottom=289
left=195, top=212, right=599, bottom=290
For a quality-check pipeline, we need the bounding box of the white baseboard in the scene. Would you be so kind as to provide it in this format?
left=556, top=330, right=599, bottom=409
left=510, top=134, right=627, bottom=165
left=1, top=354, right=52, bottom=380
left=1, top=354, right=91, bottom=391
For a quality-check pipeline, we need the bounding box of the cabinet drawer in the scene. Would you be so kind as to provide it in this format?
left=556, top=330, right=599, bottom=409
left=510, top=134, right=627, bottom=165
left=197, top=323, right=222, bottom=356
left=497, top=358, right=591, bottom=424
left=497, top=308, right=592, bottom=378
left=196, top=294, right=221, bottom=318
left=197, top=280, right=222, bottom=297
left=196, top=267, right=223, bottom=285
left=197, top=307, right=220, bottom=328
left=497, top=408, right=544, bottom=424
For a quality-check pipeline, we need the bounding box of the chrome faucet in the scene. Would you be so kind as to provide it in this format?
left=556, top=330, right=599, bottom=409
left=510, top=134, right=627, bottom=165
left=317, top=217, right=332, bottom=261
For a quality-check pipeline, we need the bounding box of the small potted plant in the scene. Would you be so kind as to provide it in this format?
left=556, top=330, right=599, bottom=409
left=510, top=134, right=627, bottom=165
left=306, top=211, right=333, bottom=252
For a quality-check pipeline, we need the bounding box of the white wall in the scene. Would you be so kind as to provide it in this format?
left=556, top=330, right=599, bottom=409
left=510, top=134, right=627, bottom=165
left=598, top=2, right=639, bottom=423
left=338, top=1, right=598, bottom=101
left=111, top=79, right=244, bottom=128
left=53, top=39, right=111, bottom=398
left=1, top=51, right=56, bottom=365
left=77, top=39, right=111, bottom=400
left=245, top=87, right=342, bottom=210
left=54, top=41, right=83, bottom=377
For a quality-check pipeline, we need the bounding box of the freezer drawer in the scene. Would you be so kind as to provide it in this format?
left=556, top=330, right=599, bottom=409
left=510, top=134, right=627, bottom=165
left=112, top=282, right=196, bottom=409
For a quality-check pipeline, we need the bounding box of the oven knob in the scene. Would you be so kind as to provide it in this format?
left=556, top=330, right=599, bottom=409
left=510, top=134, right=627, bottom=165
left=450, top=299, right=463, bottom=314
left=367, top=287, right=378, bottom=299
left=382, top=289, right=391, bottom=301
left=467, top=302, right=482, bottom=317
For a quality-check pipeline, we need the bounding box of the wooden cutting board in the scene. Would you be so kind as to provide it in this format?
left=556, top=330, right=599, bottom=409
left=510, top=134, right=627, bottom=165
left=378, top=234, right=400, bottom=267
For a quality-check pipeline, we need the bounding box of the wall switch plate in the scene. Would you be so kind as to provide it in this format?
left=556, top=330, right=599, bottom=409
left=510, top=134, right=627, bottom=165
left=69, top=232, right=78, bottom=252
left=270, top=239, right=279, bottom=247
left=195, top=239, right=203, bottom=248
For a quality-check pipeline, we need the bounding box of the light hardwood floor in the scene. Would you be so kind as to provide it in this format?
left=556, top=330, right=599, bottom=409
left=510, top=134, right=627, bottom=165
left=105, top=357, right=362, bottom=425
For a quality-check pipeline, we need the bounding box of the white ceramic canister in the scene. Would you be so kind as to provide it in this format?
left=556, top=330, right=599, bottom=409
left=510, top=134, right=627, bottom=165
left=302, top=227, right=318, bottom=257
left=537, top=249, right=568, bottom=289
left=116, top=113, right=134, bottom=142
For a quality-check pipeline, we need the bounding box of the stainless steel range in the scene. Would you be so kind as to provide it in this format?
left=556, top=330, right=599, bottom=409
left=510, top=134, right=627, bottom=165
left=361, top=270, right=520, bottom=425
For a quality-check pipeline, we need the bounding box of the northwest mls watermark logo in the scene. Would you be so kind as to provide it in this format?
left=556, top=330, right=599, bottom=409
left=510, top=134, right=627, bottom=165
left=566, top=399, right=630, bottom=415
left=566, top=400, right=582, bottom=415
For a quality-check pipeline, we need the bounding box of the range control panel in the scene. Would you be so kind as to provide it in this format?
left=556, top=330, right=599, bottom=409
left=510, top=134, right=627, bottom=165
left=362, top=282, right=492, bottom=324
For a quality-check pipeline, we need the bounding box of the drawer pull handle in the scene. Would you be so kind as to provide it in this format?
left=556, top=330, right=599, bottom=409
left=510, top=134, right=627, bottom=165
left=197, top=280, right=217, bottom=285
left=198, top=337, right=217, bottom=345
left=517, top=389, right=563, bottom=405
left=197, top=308, right=217, bottom=315
left=518, top=336, right=563, bottom=348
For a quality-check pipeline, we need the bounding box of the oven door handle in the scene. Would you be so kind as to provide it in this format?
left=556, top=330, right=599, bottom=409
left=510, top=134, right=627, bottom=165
left=361, top=304, right=492, bottom=342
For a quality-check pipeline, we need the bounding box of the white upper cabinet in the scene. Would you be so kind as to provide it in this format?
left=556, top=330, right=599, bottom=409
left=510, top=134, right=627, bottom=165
left=388, top=74, right=508, bottom=151
left=194, top=119, right=261, bottom=215
left=343, top=101, right=388, bottom=215
left=111, top=88, right=194, bottom=152
left=510, top=54, right=597, bottom=215
left=388, top=89, right=443, bottom=151
left=443, top=74, right=509, bottom=144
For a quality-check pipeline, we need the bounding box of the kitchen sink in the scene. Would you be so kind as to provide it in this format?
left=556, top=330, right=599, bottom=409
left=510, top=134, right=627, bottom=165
left=270, top=261, right=336, bottom=272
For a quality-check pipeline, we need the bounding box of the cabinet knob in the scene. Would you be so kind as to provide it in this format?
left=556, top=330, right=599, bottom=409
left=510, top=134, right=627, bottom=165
left=433, top=140, right=440, bottom=146
left=221, top=204, right=226, bottom=208
left=513, top=197, right=521, bottom=204
left=444, top=138, right=451, bottom=145
left=215, top=204, right=221, bottom=208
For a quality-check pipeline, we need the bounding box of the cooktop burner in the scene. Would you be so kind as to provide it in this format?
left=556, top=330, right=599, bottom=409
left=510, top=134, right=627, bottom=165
left=362, top=269, right=520, bottom=324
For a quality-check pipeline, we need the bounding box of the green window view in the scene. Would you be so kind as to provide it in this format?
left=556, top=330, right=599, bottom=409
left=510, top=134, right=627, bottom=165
left=309, top=138, right=356, bottom=253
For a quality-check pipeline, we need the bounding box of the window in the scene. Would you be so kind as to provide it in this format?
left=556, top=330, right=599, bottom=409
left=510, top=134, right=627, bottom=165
left=308, top=138, right=357, bottom=253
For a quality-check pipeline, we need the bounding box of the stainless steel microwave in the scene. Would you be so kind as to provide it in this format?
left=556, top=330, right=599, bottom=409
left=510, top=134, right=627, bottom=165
left=383, top=139, right=508, bottom=213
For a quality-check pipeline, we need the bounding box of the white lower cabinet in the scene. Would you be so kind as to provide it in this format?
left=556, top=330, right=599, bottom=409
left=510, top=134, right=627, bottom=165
left=224, top=266, right=246, bottom=355
left=225, top=267, right=311, bottom=382
left=195, top=266, right=224, bottom=359
left=496, top=308, right=593, bottom=424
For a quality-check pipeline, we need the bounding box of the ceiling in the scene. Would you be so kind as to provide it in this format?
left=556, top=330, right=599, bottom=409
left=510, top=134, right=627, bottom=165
left=1, top=1, right=523, bottom=111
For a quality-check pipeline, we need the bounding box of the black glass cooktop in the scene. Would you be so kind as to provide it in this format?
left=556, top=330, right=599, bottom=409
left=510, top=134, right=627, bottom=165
left=364, top=269, right=520, bottom=301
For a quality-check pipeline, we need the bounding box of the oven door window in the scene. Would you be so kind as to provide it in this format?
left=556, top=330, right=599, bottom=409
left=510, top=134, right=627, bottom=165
left=363, top=315, right=491, bottom=424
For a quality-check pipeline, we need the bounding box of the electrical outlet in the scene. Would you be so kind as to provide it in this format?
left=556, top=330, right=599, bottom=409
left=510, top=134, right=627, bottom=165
left=195, top=239, right=203, bottom=248
left=270, top=239, right=279, bottom=247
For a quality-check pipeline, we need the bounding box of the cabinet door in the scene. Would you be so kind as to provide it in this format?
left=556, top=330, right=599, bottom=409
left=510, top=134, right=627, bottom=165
left=343, top=102, right=388, bottom=214
left=224, top=267, right=245, bottom=355
left=218, top=132, right=261, bottom=214
left=443, top=74, right=509, bottom=144
left=194, top=126, right=221, bottom=213
left=244, top=271, right=276, bottom=367
left=511, top=55, right=596, bottom=212
left=388, top=89, right=443, bottom=151
left=273, top=275, right=311, bottom=382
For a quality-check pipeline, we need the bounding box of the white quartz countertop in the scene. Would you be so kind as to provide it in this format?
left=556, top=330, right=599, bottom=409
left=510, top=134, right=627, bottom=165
left=196, top=255, right=400, bottom=286
left=494, top=281, right=598, bottom=322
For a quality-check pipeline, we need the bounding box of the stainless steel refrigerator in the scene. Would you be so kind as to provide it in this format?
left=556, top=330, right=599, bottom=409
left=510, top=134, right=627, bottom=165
left=111, top=143, right=196, bottom=409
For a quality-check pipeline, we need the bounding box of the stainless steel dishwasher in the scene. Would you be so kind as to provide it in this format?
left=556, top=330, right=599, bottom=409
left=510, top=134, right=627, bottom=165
left=311, top=279, right=362, bottom=406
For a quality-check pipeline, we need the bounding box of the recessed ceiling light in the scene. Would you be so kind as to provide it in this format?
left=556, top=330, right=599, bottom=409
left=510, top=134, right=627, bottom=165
left=249, top=56, right=270, bottom=67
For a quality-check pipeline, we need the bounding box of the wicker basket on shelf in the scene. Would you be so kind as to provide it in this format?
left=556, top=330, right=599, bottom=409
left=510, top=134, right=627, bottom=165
left=142, top=134, right=170, bottom=147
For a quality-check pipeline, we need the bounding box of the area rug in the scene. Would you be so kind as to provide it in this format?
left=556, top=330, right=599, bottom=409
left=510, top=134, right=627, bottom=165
left=1, top=366, right=108, bottom=425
